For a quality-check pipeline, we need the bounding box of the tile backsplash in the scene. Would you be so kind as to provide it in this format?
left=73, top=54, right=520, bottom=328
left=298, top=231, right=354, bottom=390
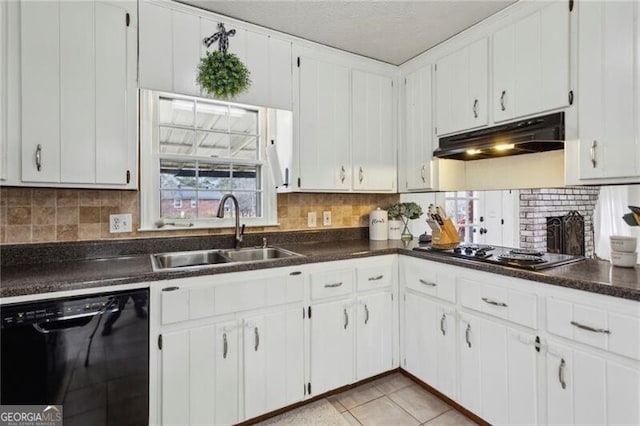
left=0, top=187, right=397, bottom=244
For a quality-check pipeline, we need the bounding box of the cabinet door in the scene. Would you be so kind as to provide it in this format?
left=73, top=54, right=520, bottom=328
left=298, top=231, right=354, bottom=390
left=547, top=341, right=640, bottom=426
left=171, top=10, right=200, bottom=97
left=161, top=329, right=191, bottom=426
left=138, top=0, right=172, bottom=92
left=493, top=3, right=569, bottom=123
left=404, top=66, right=433, bottom=191
left=94, top=1, right=130, bottom=185
left=467, top=38, right=488, bottom=129
left=244, top=308, right=304, bottom=420
left=20, top=0, right=60, bottom=182
left=458, top=314, right=482, bottom=416
left=479, top=318, right=509, bottom=425
left=351, top=70, right=394, bottom=191
left=578, top=1, right=638, bottom=179
left=436, top=306, right=456, bottom=399
left=214, top=322, right=239, bottom=425
left=506, top=330, right=538, bottom=426
left=268, top=37, right=293, bottom=110
left=403, top=293, right=438, bottom=386
left=436, top=46, right=467, bottom=135
left=356, top=292, right=393, bottom=380
left=298, top=54, right=350, bottom=190
left=310, top=299, right=354, bottom=395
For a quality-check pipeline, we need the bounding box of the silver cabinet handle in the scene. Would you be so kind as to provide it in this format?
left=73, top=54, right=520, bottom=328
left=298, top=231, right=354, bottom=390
left=473, top=99, right=479, bottom=118
left=465, top=324, right=472, bottom=348
left=162, top=286, right=180, bottom=292
left=419, top=279, right=436, bottom=287
left=570, top=320, right=610, bottom=334
left=364, top=304, right=369, bottom=325
left=223, top=332, right=228, bottom=359
left=482, top=297, right=508, bottom=307
left=500, top=90, right=506, bottom=111
left=359, top=167, right=364, bottom=183
left=420, top=164, right=426, bottom=183
left=35, top=144, right=42, bottom=171
left=340, top=165, right=346, bottom=183
left=324, top=282, right=343, bottom=288
left=344, top=308, right=349, bottom=330
left=559, top=358, right=566, bottom=389
left=590, top=140, right=597, bottom=168
left=440, top=314, right=446, bottom=336
left=254, top=327, right=259, bottom=351
left=368, top=275, right=383, bottom=281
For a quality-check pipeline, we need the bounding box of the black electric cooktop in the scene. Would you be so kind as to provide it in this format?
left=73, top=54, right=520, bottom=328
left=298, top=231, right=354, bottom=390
left=413, top=244, right=585, bottom=270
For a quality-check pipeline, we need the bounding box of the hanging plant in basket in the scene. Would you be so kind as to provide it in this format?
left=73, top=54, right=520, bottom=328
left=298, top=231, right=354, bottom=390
left=198, top=23, right=251, bottom=99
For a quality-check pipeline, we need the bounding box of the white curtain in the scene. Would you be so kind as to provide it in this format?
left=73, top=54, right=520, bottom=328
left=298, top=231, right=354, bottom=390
left=593, top=185, right=640, bottom=260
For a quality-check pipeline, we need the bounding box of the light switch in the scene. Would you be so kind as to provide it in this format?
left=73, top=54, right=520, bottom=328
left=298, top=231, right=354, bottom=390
left=323, top=211, right=331, bottom=226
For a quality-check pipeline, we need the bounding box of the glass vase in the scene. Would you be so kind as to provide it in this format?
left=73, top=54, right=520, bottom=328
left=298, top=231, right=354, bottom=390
left=400, top=216, right=413, bottom=241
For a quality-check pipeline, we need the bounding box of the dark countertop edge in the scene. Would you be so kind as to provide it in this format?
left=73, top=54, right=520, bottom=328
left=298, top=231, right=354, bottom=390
left=1, top=244, right=638, bottom=302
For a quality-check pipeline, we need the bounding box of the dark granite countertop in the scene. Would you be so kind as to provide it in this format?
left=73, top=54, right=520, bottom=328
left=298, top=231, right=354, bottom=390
left=1, top=230, right=639, bottom=301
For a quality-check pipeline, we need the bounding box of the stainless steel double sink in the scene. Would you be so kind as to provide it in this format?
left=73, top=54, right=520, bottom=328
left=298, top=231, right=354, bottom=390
left=150, top=247, right=303, bottom=272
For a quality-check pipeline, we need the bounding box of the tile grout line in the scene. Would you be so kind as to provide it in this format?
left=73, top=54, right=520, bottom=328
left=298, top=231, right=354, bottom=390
left=384, top=391, right=426, bottom=425
left=419, top=408, right=454, bottom=426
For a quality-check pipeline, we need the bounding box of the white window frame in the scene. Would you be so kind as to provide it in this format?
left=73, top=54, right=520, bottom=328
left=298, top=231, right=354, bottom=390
left=444, top=191, right=481, bottom=244
left=139, top=90, right=278, bottom=231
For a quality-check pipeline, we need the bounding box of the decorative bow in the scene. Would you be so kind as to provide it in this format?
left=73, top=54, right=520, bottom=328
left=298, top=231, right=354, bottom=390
left=203, top=22, right=236, bottom=52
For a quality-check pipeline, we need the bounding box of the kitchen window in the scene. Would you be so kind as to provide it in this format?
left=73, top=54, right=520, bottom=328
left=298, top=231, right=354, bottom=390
left=139, top=90, right=278, bottom=230
left=445, top=191, right=481, bottom=243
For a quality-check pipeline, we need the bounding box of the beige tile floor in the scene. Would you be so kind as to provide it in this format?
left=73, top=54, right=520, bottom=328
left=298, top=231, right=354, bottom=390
left=260, top=372, right=479, bottom=426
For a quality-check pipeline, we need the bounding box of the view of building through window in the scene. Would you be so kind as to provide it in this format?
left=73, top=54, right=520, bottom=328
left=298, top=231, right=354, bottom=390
left=157, top=97, right=263, bottom=221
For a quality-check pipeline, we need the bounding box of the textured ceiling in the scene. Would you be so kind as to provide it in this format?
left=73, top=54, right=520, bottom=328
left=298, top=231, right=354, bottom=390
left=180, top=1, right=516, bottom=65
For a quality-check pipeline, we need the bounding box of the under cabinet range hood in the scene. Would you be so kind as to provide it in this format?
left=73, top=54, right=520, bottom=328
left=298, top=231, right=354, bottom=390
left=434, top=112, right=565, bottom=161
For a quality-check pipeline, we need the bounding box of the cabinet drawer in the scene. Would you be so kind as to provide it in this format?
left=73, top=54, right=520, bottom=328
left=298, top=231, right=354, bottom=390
left=160, top=282, right=217, bottom=325
left=459, top=278, right=537, bottom=329
left=547, top=296, right=640, bottom=360
left=310, top=269, right=354, bottom=300
left=356, top=264, right=393, bottom=292
left=214, top=279, right=266, bottom=315
left=402, top=257, right=455, bottom=303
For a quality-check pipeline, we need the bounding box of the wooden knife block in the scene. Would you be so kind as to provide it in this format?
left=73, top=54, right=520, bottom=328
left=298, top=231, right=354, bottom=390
left=431, top=218, right=461, bottom=249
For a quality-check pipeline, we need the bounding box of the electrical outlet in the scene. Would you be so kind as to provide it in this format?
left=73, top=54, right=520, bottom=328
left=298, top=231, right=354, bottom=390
left=307, top=212, right=317, bottom=227
left=323, top=211, right=331, bottom=226
left=109, top=213, right=132, bottom=233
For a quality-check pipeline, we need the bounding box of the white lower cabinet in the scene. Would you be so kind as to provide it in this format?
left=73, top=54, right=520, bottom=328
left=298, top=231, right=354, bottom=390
left=308, top=256, right=396, bottom=395
left=458, top=312, right=538, bottom=425
left=161, top=322, right=239, bottom=426
left=546, top=340, right=640, bottom=426
left=404, top=293, right=456, bottom=399
left=310, top=298, right=355, bottom=395
left=243, top=308, right=304, bottom=419
left=356, top=291, right=394, bottom=381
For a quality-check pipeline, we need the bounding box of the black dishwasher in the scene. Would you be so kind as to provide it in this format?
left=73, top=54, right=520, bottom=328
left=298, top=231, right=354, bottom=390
left=1, top=289, right=149, bottom=425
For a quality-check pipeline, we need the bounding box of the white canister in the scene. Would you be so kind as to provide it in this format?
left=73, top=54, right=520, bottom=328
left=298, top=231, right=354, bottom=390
left=369, top=208, right=388, bottom=241
left=388, top=219, right=402, bottom=240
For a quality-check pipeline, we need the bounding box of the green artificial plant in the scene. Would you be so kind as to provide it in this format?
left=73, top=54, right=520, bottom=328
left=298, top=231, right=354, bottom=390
left=197, top=50, right=251, bottom=99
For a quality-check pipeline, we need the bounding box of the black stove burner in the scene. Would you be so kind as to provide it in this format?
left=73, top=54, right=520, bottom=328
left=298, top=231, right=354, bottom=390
left=509, top=248, right=544, bottom=257
left=413, top=244, right=585, bottom=270
left=498, top=253, right=546, bottom=264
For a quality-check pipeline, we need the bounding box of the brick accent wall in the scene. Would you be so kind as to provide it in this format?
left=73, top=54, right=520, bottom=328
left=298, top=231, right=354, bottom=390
left=519, top=187, right=600, bottom=256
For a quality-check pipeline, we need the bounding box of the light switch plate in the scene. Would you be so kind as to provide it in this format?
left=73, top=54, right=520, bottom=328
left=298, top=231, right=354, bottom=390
left=307, top=212, right=317, bottom=227
left=110, top=213, right=132, bottom=233
left=323, top=211, right=331, bottom=226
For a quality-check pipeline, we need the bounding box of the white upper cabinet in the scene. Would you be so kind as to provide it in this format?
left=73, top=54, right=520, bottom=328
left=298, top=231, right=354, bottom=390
left=139, top=0, right=292, bottom=110
left=436, top=38, right=488, bottom=136
left=20, top=0, right=136, bottom=188
left=492, top=2, right=570, bottom=123
left=402, top=65, right=434, bottom=191
left=577, top=0, right=639, bottom=180
left=351, top=69, right=395, bottom=192
left=296, top=48, right=396, bottom=192
left=297, top=52, right=351, bottom=191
